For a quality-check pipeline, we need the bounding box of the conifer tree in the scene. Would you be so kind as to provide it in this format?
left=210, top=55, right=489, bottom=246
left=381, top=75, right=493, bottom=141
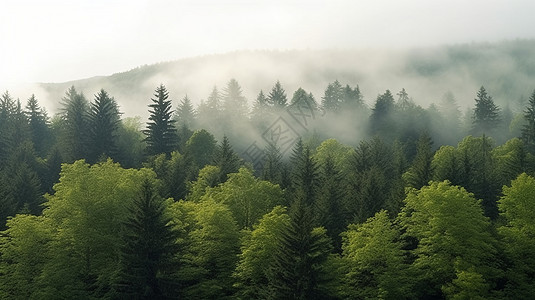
left=521, top=89, right=535, bottom=152
left=370, top=90, right=396, bottom=140
left=472, top=86, right=501, bottom=137
left=87, top=89, right=121, bottom=163
left=222, top=78, right=248, bottom=119
left=261, top=143, right=285, bottom=187
left=144, top=84, right=178, bottom=156
left=403, top=132, right=435, bottom=189
left=60, top=86, right=90, bottom=162
left=25, top=94, right=50, bottom=157
left=321, top=80, right=343, bottom=112
left=174, top=95, right=196, bottom=128
left=267, top=80, right=288, bottom=109
left=113, top=179, right=178, bottom=299
left=341, top=84, right=365, bottom=110
left=213, top=135, right=241, bottom=184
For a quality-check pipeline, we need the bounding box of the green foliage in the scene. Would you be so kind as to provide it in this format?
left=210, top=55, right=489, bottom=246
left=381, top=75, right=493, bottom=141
left=472, top=86, right=501, bottom=137
left=341, top=210, right=410, bottom=299
left=173, top=199, right=240, bottom=299
left=59, top=86, right=90, bottom=162
left=173, top=95, right=196, bottom=128
left=113, top=179, right=178, bottom=299
left=498, top=173, right=535, bottom=298
left=521, top=89, right=535, bottom=152
left=38, top=160, right=156, bottom=298
left=87, top=89, right=121, bottom=163
left=208, top=167, right=283, bottom=230
left=213, top=135, right=242, bottom=184
left=144, top=84, right=178, bottom=156
left=233, top=206, right=291, bottom=299
left=185, top=129, right=217, bottom=170
left=24, top=94, right=51, bottom=157
left=267, top=80, right=288, bottom=109
left=0, top=215, right=52, bottom=299
left=399, top=181, right=497, bottom=299
left=403, top=132, right=435, bottom=189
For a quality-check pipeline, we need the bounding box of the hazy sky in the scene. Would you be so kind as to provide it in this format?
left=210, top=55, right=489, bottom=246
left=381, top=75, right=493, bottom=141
left=1, top=0, right=534, bottom=84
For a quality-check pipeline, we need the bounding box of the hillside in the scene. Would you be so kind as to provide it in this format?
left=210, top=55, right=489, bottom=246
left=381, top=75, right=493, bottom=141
left=39, top=39, right=535, bottom=118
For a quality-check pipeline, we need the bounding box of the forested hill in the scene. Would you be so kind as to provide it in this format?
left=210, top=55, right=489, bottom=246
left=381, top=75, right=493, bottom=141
left=39, top=39, right=535, bottom=117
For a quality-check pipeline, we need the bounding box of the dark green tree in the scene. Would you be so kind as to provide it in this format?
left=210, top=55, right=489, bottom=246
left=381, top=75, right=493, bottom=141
left=113, top=179, right=178, bottom=299
left=60, top=86, right=90, bottom=162
left=143, top=84, right=178, bottom=156
left=185, top=129, right=217, bottom=170
left=369, top=90, right=396, bottom=141
left=87, top=89, right=121, bottom=163
left=472, top=86, right=501, bottom=137
left=341, top=84, right=365, bottom=111
left=261, top=143, right=285, bottom=187
left=403, top=132, right=435, bottom=189
left=521, top=89, right=535, bottom=152
left=213, top=136, right=241, bottom=184
left=24, top=94, right=51, bottom=157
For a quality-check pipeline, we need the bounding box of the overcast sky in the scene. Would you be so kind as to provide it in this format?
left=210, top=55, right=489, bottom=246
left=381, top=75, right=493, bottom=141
left=1, top=0, right=534, bottom=84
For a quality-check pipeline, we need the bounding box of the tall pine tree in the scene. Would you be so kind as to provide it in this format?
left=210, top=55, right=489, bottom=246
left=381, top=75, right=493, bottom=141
left=144, top=84, right=178, bottom=156
left=472, top=86, right=501, bottom=137
left=87, top=89, right=121, bottom=163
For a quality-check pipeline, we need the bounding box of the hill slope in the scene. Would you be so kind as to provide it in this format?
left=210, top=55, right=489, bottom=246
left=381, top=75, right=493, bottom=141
left=39, top=40, right=535, bottom=118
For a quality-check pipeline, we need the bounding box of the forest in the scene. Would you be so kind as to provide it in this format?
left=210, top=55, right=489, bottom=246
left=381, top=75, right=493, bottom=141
left=1, top=75, right=535, bottom=299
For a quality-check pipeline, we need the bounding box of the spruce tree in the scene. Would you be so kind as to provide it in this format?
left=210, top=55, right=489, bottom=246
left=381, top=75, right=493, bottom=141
left=321, top=80, right=343, bottom=112
left=113, top=179, right=178, bottom=299
left=144, top=84, right=178, bottom=156
left=369, top=90, right=396, bottom=140
left=222, top=78, right=248, bottom=119
left=25, top=94, right=50, bottom=157
left=261, top=143, right=285, bottom=187
left=213, top=135, right=241, bottom=184
left=60, top=86, right=90, bottom=162
left=174, top=95, right=196, bottom=128
left=472, top=86, right=501, bottom=137
left=403, top=132, right=435, bottom=189
left=87, top=89, right=121, bottom=163
left=267, top=80, right=288, bottom=109
left=521, top=89, right=535, bottom=153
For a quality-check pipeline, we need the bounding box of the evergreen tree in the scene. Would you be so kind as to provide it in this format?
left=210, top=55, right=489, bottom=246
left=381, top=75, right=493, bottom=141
left=143, top=84, right=178, bottom=156
left=315, top=154, right=346, bottom=250
left=370, top=90, right=396, bottom=141
left=396, top=88, right=414, bottom=110
left=222, top=78, right=248, bottom=119
left=25, top=94, right=50, bottom=157
left=403, top=132, right=435, bottom=189
left=174, top=95, right=196, bottom=128
left=213, top=135, right=241, bottom=184
left=521, top=89, right=535, bottom=152
left=267, top=197, right=333, bottom=299
left=0, top=91, right=16, bottom=167
left=87, top=89, right=121, bottom=163
left=185, top=129, right=217, bottom=170
left=113, top=179, right=178, bottom=299
left=341, top=84, right=365, bottom=111
left=322, top=80, right=343, bottom=112
left=251, top=90, right=270, bottom=128
left=261, top=143, right=285, bottom=187
left=472, top=86, right=501, bottom=137
left=267, top=80, right=288, bottom=109
left=60, top=86, right=90, bottom=162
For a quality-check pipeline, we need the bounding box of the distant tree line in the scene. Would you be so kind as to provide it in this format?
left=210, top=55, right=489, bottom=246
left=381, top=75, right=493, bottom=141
left=1, top=79, right=535, bottom=298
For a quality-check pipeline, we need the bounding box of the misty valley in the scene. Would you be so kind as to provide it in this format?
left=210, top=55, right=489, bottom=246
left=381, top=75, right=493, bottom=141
left=2, top=41, right=535, bottom=299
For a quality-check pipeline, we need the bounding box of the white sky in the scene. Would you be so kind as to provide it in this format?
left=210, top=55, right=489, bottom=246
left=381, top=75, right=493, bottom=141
left=1, top=0, right=534, bottom=84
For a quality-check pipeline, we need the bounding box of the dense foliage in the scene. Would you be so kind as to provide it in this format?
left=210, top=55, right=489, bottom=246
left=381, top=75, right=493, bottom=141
left=1, top=78, right=535, bottom=299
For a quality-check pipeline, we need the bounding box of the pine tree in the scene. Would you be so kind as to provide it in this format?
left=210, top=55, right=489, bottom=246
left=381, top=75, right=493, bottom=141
left=213, top=135, right=241, bottom=184
left=174, top=95, right=196, bottom=128
left=222, top=78, right=248, bottom=119
left=370, top=90, right=396, bottom=140
left=113, top=179, right=178, bottom=299
left=251, top=90, right=269, bottom=123
left=25, top=94, right=50, bottom=157
left=472, top=86, right=501, bottom=137
left=267, top=197, right=333, bottom=299
left=267, top=80, right=288, bottom=109
left=144, top=84, right=178, bottom=156
left=315, top=154, right=346, bottom=250
left=321, top=80, right=343, bottom=112
left=341, top=84, right=365, bottom=111
left=403, top=132, right=435, bottom=189
left=60, top=86, right=90, bottom=162
left=261, top=143, right=285, bottom=187
left=521, top=90, right=535, bottom=152
left=87, top=89, right=121, bottom=163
